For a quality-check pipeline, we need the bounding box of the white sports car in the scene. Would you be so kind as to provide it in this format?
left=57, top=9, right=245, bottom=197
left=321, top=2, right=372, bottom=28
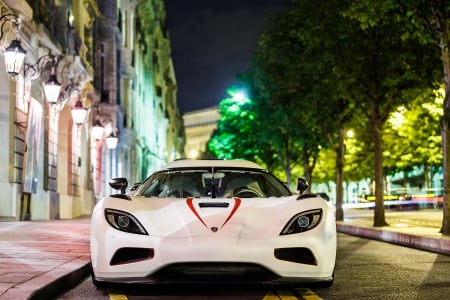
left=90, top=159, right=336, bottom=287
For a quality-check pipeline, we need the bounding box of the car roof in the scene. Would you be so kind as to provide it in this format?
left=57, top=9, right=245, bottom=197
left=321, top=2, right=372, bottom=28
left=160, top=159, right=265, bottom=171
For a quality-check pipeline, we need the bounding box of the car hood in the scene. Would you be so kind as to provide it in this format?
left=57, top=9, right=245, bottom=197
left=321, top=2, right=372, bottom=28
left=102, top=195, right=328, bottom=238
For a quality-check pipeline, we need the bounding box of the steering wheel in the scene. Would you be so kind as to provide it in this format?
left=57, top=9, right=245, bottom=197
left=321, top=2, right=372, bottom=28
left=232, top=188, right=262, bottom=198
left=168, top=190, right=194, bottom=198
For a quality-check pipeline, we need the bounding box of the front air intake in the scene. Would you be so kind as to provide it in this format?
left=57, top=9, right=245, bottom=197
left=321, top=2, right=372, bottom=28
left=110, top=247, right=154, bottom=265
left=274, top=247, right=317, bottom=265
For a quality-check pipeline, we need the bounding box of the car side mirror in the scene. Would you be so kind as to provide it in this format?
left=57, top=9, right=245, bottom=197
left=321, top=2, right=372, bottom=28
left=109, top=178, right=128, bottom=194
left=297, top=178, right=309, bottom=194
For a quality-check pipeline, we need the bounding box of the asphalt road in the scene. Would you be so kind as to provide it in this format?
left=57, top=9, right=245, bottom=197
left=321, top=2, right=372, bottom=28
left=56, top=233, right=450, bottom=299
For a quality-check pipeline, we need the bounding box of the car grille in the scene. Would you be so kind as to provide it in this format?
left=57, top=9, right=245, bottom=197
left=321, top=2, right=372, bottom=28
left=149, top=262, right=280, bottom=283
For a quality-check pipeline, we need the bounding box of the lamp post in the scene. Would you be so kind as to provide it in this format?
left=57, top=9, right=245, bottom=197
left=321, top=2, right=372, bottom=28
left=0, top=14, right=26, bottom=77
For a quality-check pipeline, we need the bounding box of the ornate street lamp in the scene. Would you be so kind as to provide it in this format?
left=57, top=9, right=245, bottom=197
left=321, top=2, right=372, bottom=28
left=0, top=14, right=26, bottom=77
left=71, top=99, right=87, bottom=125
left=43, top=66, right=61, bottom=103
left=25, top=54, right=62, bottom=103
left=4, top=38, right=26, bottom=76
left=91, top=118, right=104, bottom=140
left=105, top=133, right=118, bottom=149
left=25, top=54, right=87, bottom=125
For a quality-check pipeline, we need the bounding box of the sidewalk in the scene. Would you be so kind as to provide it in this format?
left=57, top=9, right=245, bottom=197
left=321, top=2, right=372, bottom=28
left=1, top=209, right=450, bottom=299
left=338, top=208, right=450, bottom=256
left=0, top=218, right=91, bottom=300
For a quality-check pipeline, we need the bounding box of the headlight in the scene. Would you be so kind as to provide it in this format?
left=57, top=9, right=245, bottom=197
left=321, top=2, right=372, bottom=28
left=280, top=209, right=322, bottom=235
left=104, top=208, right=148, bottom=235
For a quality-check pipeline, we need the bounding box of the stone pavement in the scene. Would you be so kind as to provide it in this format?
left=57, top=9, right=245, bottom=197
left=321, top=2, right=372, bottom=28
left=0, top=218, right=90, bottom=300
left=338, top=207, right=450, bottom=256
left=0, top=209, right=449, bottom=299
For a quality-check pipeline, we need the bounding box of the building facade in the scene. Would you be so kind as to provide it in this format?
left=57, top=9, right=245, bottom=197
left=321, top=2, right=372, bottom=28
left=183, top=107, right=220, bottom=159
left=0, top=0, right=184, bottom=221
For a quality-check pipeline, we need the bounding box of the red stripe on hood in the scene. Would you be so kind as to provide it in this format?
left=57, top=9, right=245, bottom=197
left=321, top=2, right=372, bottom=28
left=221, top=198, right=241, bottom=228
left=186, top=198, right=242, bottom=230
left=186, top=198, right=207, bottom=228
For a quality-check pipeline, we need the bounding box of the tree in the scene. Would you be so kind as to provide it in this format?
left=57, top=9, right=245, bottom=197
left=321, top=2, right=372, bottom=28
left=338, top=0, right=450, bottom=233
left=207, top=84, right=303, bottom=186
left=262, top=0, right=441, bottom=224
left=286, top=0, right=357, bottom=221
left=245, top=18, right=323, bottom=186
left=401, top=0, right=450, bottom=235
left=337, top=1, right=441, bottom=226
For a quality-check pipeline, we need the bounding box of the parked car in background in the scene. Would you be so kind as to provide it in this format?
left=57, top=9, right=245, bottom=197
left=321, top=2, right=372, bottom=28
left=90, top=159, right=337, bottom=288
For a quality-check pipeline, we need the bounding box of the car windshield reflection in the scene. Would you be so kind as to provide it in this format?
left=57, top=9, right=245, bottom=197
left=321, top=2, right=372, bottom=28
left=136, top=168, right=292, bottom=198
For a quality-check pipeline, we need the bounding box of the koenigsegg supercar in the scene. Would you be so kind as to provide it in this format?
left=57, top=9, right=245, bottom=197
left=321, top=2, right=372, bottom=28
left=90, top=159, right=336, bottom=287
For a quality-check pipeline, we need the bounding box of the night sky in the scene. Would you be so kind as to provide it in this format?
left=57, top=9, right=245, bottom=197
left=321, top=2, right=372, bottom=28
left=165, top=0, right=291, bottom=114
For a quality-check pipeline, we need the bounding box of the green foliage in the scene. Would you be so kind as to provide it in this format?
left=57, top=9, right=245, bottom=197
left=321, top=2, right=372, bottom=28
left=344, top=124, right=375, bottom=182
left=383, top=89, right=443, bottom=184
left=208, top=0, right=443, bottom=203
left=207, top=87, right=261, bottom=162
left=313, top=148, right=336, bottom=184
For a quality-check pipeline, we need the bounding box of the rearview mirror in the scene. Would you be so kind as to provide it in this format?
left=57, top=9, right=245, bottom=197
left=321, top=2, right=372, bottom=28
left=202, top=172, right=225, bottom=188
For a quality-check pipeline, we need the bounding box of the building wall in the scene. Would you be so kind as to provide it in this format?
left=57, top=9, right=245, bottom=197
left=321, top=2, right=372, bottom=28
left=183, top=107, right=220, bottom=159
left=130, top=0, right=184, bottom=181
left=0, top=53, right=16, bottom=219
left=0, top=1, right=58, bottom=220
left=0, top=0, right=184, bottom=220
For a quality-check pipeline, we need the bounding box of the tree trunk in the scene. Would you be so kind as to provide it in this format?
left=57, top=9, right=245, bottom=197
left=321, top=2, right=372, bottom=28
left=427, top=0, right=450, bottom=235
left=335, top=126, right=345, bottom=221
left=441, top=106, right=450, bottom=234
left=423, top=165, right=429, bottom=191
left=372, top=116, right=388, bottom=227
left=439, top=13, right=450, bottom=235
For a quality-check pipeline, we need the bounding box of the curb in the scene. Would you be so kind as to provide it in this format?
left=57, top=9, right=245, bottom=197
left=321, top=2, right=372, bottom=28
left=28, top=261, right=91, bottom=300
left=337, top=223, right=450, bottom=256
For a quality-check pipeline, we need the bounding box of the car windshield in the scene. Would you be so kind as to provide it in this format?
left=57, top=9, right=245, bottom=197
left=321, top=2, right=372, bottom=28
left=135, top=168, right=292, bottom=198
